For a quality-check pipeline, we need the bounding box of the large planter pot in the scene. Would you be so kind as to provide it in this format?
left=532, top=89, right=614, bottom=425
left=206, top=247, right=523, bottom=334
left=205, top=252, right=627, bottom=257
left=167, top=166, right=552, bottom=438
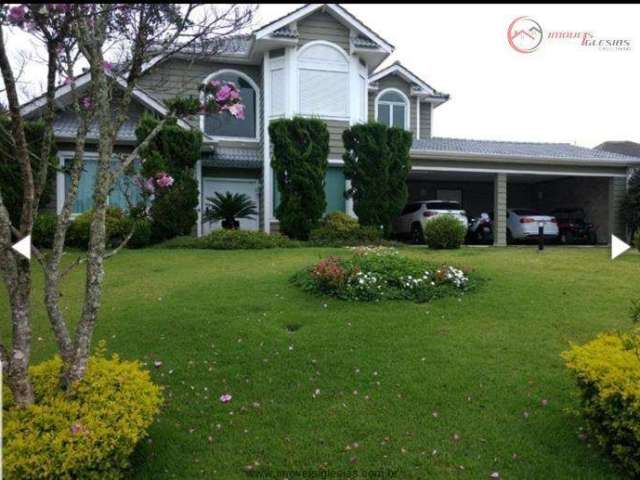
left=221, top=219, right=240, bottom=230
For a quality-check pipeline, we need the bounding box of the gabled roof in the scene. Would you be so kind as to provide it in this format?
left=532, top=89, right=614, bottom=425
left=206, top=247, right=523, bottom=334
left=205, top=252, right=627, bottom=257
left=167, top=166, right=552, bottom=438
left=411, top=137, right=640, bottom=167
left=254, top=3, right=394, bottom=53
left=20, top=69, right=192, bottom=133
left=369, top=62, right=449, bottom=103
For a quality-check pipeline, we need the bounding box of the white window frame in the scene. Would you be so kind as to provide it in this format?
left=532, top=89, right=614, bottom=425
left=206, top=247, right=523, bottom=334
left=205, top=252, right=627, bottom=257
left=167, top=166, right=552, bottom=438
left=297, top=40, right=351, bottom=121
left=200, top=69, right=261, bottom=143
left=374, top=88, right=411, bottom=131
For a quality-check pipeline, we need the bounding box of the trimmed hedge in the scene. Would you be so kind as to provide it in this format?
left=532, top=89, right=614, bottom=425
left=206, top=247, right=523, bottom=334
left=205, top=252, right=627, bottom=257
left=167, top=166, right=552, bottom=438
left=3, top=352, right=162, bottom=479
left=158, top=230, right=301, bottom=250
left=309, top=212, right=381, bottom=246
left=423, top=215, right=467, bottom=249
left=563, top=332, right=640, bottom=476
left=32, top=212, right=58, bottom=249
left=269, top=117, right=329, bottom=240
left=67, top=207, right=134, bottom=249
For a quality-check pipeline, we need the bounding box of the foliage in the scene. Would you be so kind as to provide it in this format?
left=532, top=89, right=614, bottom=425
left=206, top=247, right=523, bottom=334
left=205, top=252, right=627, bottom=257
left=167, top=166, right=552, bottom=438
left=127, top=218, right=154, bottom=249
left=158, top=230, right=301, bottom=250
left=634, top=228, right=640, bottom=252
left=342, top=122, right=412, bottom=238
left=308, top=212, right=382, bottom=246
left=135, top=114, right=202, bottom=242
left=32, top=212, right=58, bottom=249
left=292, top=247, right=473, bottom=302
left=562, top=331, right=640, bottom=476
left=0, top=117, right=57, bottom=224
left=630, top=299, right=640, bottom=324
left=3, top=350, right=162, bottom=479
left=269, top=117, right=329, bottom=240
left=423, top=215, right=467, bottom=249
left=67, top=207, right=133, bottom=249
left=203, top=192, right=258, bottom=229
left=619, top=169, right=640, bottom=240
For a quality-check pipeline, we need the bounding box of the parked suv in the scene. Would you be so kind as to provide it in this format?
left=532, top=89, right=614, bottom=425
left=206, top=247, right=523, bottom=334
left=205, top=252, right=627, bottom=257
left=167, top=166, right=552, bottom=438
left=506, top=208, right=559, bottom=243
left=551, top=207, right=598, bottom=245
left=393, top=200, right=469, bottom=244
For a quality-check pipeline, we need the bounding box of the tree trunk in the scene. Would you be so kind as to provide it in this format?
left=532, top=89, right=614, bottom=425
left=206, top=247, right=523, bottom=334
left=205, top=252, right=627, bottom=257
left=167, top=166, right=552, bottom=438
left=6, top=263, right=34, bottom=407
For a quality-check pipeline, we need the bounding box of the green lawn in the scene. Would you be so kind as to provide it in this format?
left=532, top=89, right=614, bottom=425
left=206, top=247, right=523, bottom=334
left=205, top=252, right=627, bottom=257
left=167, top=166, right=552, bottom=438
left=3, top=246, right=639, bottom=479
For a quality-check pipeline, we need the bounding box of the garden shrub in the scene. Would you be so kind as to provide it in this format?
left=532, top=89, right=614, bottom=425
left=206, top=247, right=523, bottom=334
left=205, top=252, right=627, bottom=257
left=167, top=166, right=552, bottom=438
left=634, top=228, right=640, bottom=252
left=67, top=207, right=133, bottom=249
left=423, top=215, right=467, bottom=249
left=342, top=122, right=412, bottom=238
left=32, top=211, right=58, bottom=249
left=293, top=246, right=474, bottom=302
left=127, top=218, right=154, bottom=249
left=562, top=331, right=640, bottom=476
left=0, top=117, right=57, bottom=225
left=158, top=230, right=301, bottom=250
left=270, top=117, right=329, bottom=240
left=135, top=114, right=201, bottom=242
left=3, top=351, right=162, bottom=479
left=308, top=211, right=382, bottom=245
left=619, top=169, right=640, bottom=239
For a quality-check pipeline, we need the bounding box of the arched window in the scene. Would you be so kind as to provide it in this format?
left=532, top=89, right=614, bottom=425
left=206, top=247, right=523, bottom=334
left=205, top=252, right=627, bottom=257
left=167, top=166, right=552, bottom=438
left=202, top=70, right=258, bottom=139
left=376, top=89, right=409, bottom=130
left=298, top=42, right=349, bottom=118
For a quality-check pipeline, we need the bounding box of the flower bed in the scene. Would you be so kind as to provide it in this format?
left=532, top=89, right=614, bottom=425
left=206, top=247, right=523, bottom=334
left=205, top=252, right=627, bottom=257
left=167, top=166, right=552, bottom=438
left=292, top=246, right=474, bottom=302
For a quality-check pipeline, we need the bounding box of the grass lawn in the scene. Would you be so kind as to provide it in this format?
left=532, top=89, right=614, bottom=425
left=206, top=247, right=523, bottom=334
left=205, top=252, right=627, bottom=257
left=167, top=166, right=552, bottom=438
left=2, top=246, right=639, bottom=479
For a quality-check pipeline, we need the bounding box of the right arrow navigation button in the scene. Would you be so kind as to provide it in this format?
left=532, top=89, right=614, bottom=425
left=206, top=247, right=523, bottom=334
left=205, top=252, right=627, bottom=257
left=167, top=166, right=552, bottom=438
left=611, top=234, right=631, bottom=260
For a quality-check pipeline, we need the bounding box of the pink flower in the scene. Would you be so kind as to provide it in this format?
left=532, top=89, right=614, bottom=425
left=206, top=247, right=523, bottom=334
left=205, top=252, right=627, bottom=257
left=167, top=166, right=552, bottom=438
left=63, top=76, right=73, bottom=86
left=208, top=79, right=222, bottom=88
left=228, top=89, right=241, bottom=101
left=103, top=61, right=113, bottom=71
left=219, top=393, right=232, bottom=403
left=143, top=177, right=155, bottom=193
left=155, top=172, right=174, bottom=188
left=81, top=96, right=92, bottom=109
left=215, top=84, right=232, bottom=103
left=227, top=103, right=245, bottom=120
left=8, top=5, right=27, bottom=25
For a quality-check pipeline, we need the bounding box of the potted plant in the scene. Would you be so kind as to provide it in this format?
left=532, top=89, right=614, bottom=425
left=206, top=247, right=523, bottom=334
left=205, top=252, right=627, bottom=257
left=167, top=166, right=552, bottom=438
left=203, top=191, right=258, bottom=229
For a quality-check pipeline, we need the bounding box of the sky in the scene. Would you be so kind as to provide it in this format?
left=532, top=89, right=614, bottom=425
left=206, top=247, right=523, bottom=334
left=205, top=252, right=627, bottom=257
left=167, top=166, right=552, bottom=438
left=7, top=3, right=640, bottom=149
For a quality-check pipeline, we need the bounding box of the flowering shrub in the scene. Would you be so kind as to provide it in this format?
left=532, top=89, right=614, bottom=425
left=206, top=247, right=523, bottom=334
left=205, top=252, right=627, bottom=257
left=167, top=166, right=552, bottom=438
left=3, top=348, right=162, bottom=479
left=200, top=79, right=245, bottom=119
left=562, top=331, right=640, bottom=476
left=293, top=249, right=474, bottom=303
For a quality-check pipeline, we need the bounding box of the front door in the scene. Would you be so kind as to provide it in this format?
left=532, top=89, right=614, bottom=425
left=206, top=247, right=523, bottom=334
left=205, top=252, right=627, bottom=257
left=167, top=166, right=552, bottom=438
left=202, top=177, right=260, bottom=234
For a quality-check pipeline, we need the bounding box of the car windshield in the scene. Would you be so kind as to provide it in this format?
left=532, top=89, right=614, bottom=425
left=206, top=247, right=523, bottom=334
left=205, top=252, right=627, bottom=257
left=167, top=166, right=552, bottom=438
left=426, top=202, right=461, bottom=210
left=513, top=209, right=545, bottom=216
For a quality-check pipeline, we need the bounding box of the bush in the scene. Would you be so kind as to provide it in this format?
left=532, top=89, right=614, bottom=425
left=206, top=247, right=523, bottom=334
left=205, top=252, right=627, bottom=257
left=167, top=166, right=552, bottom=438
left=3, top=352, right=162, bottom=479
left=634, top=229, right=640, bottom=252
left=149, top=174, right=199, bottom=242
left=270, top=117, right=329, bottom=240
left=423, top=215, right=467, bottom=249
left=562, top=331, right=640, bottom=476
left=67, top=207, right=133, bottom=249
left=127, top=218, right=154, bottom=249
left=32, top=211, right=58, bottom=249
left=308, top=212, right=382, bottom=245
left=342, top=122, right=412, bottom=238
left=158, top=230, right=301, bottom=250
left=292, top=246, right=474, bottom=303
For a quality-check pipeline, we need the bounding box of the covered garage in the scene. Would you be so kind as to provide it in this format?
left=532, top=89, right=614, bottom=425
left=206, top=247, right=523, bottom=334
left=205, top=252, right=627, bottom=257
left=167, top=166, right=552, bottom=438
left=408, top=138, right=640, bottom=245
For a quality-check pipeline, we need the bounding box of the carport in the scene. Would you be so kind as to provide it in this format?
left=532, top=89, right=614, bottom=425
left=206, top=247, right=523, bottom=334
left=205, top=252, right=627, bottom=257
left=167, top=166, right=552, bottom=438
left=409, top=138, right=640, bottom=246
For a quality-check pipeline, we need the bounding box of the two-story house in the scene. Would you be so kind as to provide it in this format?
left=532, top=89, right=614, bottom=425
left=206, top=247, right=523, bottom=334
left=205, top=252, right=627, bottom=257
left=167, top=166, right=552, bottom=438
left=22, top=3, right=640, bottom=245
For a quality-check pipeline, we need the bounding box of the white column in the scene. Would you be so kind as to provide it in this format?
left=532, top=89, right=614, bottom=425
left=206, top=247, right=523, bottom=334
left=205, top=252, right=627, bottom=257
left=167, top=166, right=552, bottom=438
left=345, top=179, right=356, bottom=218
left=284, top=46, right=297, bottom=118
left=263, top=53, right=272, bottom=233
left=416, top=98, right=420, bottom=139
left=195, top=159, right=203, bottom=237
left=56, top=154, right=65, bottom=214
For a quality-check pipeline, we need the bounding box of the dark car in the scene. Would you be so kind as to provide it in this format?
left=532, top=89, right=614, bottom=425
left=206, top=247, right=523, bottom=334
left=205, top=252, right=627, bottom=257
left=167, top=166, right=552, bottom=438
left=551, top=207, right=598, bottom=245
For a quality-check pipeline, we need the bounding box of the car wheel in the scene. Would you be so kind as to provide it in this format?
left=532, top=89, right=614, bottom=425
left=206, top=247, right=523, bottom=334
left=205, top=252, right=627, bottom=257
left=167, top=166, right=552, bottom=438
left=411, top=223, right=424, bottom=244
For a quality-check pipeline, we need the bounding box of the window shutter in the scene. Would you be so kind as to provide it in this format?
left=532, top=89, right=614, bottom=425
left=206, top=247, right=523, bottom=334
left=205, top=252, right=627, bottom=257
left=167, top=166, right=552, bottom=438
left=299, top=70, right=349, bottom=117
left=271, top=68, right=285, bottom=115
